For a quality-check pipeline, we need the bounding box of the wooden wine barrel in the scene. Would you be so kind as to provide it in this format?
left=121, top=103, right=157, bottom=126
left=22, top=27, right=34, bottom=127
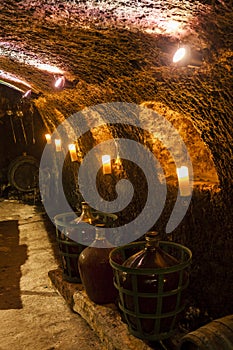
left=180, top=315, right=233, bottom=350
left=8, top=155, right=39, bottom=192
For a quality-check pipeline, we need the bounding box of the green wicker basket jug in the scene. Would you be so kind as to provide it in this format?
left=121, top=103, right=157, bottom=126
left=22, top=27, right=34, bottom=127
left=109, top=240, right=192, bottom=341
left=54, top=210, right=117, bottom=283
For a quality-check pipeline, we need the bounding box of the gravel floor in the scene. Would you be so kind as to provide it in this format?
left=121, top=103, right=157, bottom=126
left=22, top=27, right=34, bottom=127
left=0, top=199, right=105, bottom=350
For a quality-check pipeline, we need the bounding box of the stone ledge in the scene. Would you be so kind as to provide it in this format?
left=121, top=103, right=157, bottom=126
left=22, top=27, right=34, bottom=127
left=73, top=290, right=155, bottom=350
left=48, top=268, right=83, bottom=308
left=48, top=269, right=156, bottom=349
left=48, top=268, right=182, bottom=350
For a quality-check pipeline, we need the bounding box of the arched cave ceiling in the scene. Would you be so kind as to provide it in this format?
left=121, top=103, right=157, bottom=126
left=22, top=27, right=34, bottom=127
left=0, top=0, right=232, bottom=190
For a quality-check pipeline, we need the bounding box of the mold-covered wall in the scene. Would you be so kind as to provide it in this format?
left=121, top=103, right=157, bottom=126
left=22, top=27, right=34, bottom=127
left=0, top=0, right=232, bottom=321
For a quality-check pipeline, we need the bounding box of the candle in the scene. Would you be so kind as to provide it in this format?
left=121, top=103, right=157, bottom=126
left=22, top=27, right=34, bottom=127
left=102, top=155, right=112, bottom=174
left=45, top=134, right=51, bottom=144
left=68, top=143, right=78, bottom=162
left=176, top=166, right=191, bottom=196
left=55, top=139, right=61, bottom=152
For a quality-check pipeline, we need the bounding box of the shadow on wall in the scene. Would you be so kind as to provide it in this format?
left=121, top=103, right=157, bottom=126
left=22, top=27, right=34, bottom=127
left=0, top=220, right=28, bottom=309
left=170, top=185, right=233, bottom=319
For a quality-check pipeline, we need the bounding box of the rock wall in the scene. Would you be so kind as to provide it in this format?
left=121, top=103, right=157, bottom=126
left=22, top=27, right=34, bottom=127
left=0, top=0, right=232, bottom=320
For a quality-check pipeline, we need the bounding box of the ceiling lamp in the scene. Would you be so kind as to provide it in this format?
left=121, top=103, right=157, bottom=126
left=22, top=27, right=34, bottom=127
left=172, top=46, right=203, bottom=67
left=173, top=47, right=187, bottom=63
left=22, top=89, right=32, bottom=99
left=54, top=76, right=65, bottom=89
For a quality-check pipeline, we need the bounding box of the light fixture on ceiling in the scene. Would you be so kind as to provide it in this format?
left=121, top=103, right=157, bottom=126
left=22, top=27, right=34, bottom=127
left=22, top=89, right=32, bottom=99
left=172, top=46, right=203, bottom=67
left=173, top=47, right=187, bottom=64
left=54, top=75, right=65, bottom=89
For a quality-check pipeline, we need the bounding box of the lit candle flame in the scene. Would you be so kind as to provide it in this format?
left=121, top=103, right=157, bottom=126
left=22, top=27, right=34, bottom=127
left=55, top=139, right=61, bottom=152
left=68, top=143, right=78, bottom=162
left=176, top=166, right=191, bottom=196
left=102, top=155, right=112, bottom=174
left=45, top=134, right=51, bottom=144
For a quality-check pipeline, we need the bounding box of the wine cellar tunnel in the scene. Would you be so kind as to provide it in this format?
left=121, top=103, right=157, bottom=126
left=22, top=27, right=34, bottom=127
left=0, top=1, right=232, bottom=349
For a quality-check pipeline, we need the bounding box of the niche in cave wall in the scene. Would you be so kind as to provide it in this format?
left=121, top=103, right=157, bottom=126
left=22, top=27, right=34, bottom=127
left=58, top=100, right=219, bottom=210
left=0, top=85, right=47, bottom=197
left=141, top=101, right=219, bottom=185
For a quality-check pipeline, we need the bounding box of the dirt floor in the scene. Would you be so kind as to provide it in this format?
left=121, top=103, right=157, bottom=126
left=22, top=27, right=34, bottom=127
left=0, top=199, right=105, bottom=350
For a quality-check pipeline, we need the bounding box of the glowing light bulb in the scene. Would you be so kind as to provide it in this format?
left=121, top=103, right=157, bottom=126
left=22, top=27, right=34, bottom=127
left=54, top=76, right=65, bottom=89
left=173, top=47, right=186, bottom=63
left=22, top=89, right=31, bottom=98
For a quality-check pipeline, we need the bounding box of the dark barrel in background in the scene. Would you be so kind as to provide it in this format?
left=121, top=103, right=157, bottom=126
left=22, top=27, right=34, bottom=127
left=180, top=315, right=233, bottom=350
left=8, top=154, right=39, bottom=192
